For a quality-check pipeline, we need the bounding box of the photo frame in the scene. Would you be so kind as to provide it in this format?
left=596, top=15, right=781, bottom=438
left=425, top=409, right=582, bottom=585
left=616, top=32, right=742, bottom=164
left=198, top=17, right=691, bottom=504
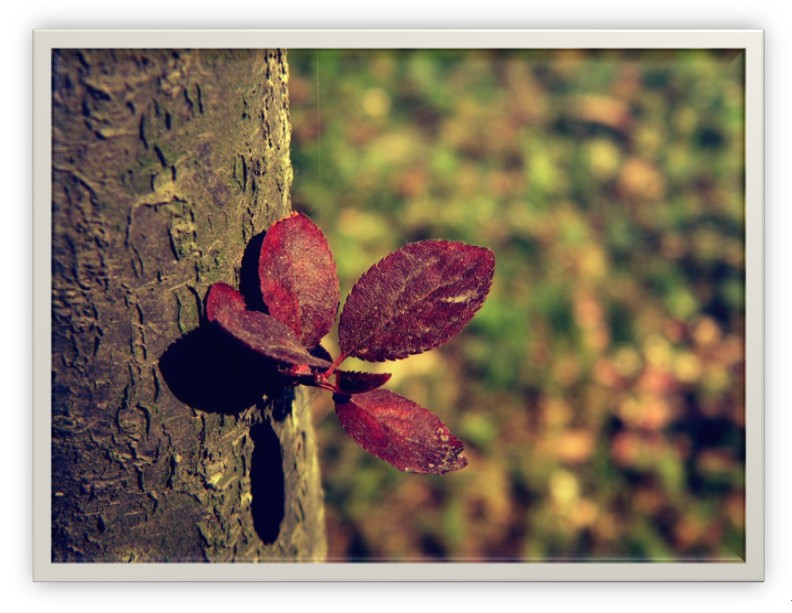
left=34, top=29, right=764, bottom=581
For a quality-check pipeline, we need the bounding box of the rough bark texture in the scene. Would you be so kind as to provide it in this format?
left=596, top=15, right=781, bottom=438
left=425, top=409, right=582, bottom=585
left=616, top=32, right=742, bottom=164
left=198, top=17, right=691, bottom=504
left=51, top=49, right=326, bottom=562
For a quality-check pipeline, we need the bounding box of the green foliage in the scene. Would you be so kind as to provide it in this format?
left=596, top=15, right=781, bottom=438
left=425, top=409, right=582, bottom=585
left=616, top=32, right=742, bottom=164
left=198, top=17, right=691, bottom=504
left=289, top=49, right=746, bottom=562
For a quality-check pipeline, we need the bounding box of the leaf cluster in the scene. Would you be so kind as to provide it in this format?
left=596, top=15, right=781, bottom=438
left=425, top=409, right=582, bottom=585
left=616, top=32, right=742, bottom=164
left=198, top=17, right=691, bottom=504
left=207, top=212, right=494, bottom=474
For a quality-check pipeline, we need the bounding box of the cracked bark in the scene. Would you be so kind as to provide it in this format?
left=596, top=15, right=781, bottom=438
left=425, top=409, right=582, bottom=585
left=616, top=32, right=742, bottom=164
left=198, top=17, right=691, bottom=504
left=51, top=49, right=326, bottom=562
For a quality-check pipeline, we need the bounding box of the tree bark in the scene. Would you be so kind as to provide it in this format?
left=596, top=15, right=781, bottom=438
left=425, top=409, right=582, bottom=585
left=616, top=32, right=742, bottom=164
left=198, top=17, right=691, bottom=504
left=51, top=49, right=326, bottom=562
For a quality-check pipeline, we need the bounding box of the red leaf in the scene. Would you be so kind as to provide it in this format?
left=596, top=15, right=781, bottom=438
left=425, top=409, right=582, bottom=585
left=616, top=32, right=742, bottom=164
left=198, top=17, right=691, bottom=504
left=335, top=370, right=392, bottom=394
left=259, top=212, right=339, bottom=349
left=310, top=344, right=333, bottom=363
left=338, top=240, right=495, bottom=361
left=334, top=389, right=468, bottom=474
left=213, top=303, right=332, bottom=369
left=205, top=282, right=246, bottom=323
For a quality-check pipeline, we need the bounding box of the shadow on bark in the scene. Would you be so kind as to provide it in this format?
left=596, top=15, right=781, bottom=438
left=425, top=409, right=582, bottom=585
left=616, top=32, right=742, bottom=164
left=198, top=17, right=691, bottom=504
left=158, top=316, right=299, bottom=546
left=250, top=419, right=286, bottom=544
left=157, top=229, right=292, bottom=414
left=158, top=326, right=287, bottom=415
left=239, top=231, right=268, bottom=312
left=158, top=225, right=314, bottom=548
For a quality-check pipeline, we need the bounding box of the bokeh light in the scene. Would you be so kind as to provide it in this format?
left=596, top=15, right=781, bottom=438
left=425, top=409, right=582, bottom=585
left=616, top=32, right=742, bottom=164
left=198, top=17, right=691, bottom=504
left=288, top=49, right=745, bottom=562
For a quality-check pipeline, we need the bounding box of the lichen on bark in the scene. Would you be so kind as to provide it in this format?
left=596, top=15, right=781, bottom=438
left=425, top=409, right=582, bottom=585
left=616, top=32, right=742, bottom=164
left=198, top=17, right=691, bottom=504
left=51, top=49, right=326, bottom=562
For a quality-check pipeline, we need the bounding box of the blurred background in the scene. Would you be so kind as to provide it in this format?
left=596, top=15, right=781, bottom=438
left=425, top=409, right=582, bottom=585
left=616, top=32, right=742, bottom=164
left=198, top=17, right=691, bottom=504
left=287, top=49, right=745, bottom=562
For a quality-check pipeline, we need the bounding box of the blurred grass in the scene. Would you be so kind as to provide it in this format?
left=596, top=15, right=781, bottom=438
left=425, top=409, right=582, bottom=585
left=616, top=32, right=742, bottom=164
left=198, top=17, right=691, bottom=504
left=287, top=49, right=745, bottom=562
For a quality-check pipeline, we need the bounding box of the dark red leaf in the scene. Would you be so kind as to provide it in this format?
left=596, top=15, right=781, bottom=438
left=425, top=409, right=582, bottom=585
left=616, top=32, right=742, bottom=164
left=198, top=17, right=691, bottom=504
left=335, top=370, right=392, bottom=394
left=259, top=212, right=339, bottom=349
left=338, top=240, right=495, bottom=361
left=205, top=282, right=246, bottom=323
left=310, top=344, right=333, bottom=363
left=334, top=389, right=468, bottom=474
left=213, top=303, right=332, bottom=369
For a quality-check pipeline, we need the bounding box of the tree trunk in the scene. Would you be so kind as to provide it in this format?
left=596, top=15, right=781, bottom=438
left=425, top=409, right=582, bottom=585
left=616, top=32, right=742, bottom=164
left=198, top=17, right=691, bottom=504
left=51, top=49, right=326, bottom=562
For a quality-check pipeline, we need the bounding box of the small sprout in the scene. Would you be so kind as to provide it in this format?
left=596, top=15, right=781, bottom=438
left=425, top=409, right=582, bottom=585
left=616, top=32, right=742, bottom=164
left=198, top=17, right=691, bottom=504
left=206, top=212, right=495, bottom=474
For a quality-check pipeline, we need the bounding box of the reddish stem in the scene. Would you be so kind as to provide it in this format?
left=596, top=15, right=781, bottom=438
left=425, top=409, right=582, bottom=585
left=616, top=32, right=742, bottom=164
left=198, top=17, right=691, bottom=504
left=314, top=379, right=338, bottom=393
left=322, top=353, right=347, bottom=380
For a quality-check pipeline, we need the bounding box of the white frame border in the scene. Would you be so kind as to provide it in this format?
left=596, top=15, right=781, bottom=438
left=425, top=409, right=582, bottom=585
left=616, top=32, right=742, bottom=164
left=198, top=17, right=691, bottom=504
left=33, top=29, right=764, bottom=582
